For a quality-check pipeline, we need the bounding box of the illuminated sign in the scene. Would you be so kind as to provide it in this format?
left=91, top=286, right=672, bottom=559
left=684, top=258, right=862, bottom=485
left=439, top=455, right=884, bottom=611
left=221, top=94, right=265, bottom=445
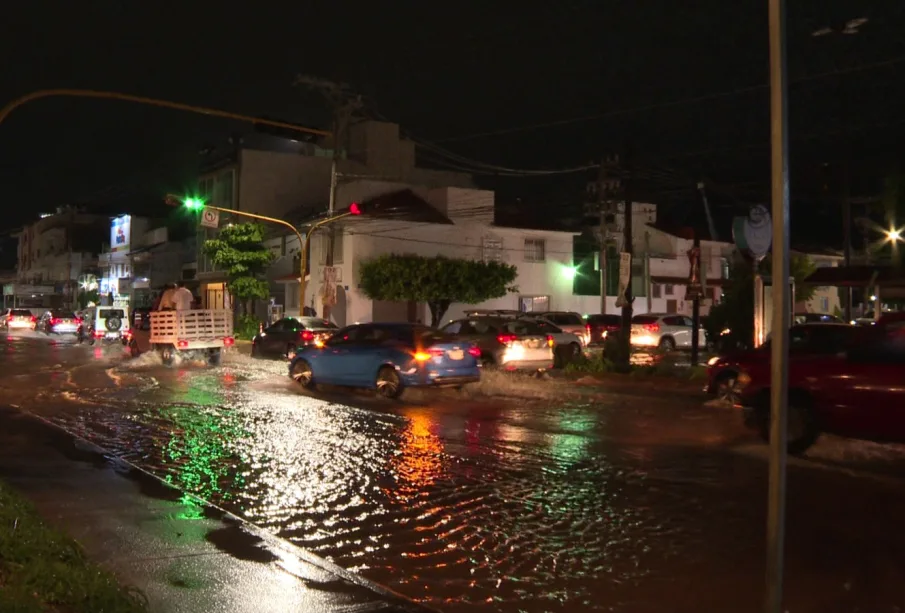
left=111, top=215, right=131, bottom=252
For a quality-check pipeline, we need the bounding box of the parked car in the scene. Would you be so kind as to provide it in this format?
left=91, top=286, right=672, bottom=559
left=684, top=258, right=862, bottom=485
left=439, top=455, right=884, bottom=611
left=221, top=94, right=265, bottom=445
left=706, top=323, right=857, bottom=404
left=289, top=323, right=480, bottom=398
left=793, top=312, right=844, bottom=325
left=519, top=316, right=585, bottom=366
left=36, top=309, right=81, bottom=335
left=440, top=316, right=554, bottom=371
left=735, top=313, right=905, bottom=454
left=2, top=308, right=37, bottom=330
left=584, top=314, right=622, bottom=344
left=630, top=313, right=707, bottom=351
left=252, top=317, right=338, bottom=359
left=534, top=311, right=591, bottom=345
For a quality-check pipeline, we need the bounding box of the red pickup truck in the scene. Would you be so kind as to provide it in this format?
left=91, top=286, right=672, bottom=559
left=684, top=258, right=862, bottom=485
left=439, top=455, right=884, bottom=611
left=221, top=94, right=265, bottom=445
left=734, top=313, right=905, bottom=454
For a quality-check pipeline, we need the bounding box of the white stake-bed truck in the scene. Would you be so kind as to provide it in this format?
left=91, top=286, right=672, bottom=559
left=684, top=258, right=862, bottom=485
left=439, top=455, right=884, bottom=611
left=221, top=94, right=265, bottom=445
left=149, top=310, right=235, bottom=365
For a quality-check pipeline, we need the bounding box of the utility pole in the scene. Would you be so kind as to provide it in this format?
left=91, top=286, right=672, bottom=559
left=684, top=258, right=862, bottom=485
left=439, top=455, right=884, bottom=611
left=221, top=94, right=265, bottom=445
left=295, top=76, right=363, bottom=319
left=618, top=147, right=634, bottom=367
left=594, top=156, right=620, bottom=315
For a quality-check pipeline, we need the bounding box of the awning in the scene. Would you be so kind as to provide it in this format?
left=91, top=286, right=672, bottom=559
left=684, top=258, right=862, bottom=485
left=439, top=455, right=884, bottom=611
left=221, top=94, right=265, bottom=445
left=805, top=265, right=905, bottom=288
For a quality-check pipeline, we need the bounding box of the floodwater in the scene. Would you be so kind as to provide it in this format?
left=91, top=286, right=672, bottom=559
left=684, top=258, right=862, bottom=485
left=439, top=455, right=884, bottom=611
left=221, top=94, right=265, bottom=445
left=3, top=329, right=905, bottom=613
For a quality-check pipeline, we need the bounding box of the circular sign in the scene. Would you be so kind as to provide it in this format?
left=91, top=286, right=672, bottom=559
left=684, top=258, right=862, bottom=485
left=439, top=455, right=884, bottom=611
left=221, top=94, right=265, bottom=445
left=732, top=205, right=772, bottom=259
left=202, top=209, right=218, bottom=225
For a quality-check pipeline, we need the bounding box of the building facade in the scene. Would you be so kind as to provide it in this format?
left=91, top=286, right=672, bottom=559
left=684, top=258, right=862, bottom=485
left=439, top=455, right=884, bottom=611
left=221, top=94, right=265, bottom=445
left=14, top=207, right=109, bottom=307
left=194, top=120, right=476, bottom=311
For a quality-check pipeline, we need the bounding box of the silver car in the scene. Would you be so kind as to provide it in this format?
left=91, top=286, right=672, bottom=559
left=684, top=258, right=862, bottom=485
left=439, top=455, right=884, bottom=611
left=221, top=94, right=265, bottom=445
left=440, top=316, right=554, bottom=371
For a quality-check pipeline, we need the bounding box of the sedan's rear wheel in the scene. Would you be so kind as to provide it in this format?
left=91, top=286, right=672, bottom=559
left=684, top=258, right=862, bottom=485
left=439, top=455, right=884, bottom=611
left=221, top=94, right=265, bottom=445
left=715, top=372, right=740, bottom=404
left=758, top=400, right=820, bottom=455
left=376, top=366, right=403, bottom=399
left=290, top=360, right=315, bottom=389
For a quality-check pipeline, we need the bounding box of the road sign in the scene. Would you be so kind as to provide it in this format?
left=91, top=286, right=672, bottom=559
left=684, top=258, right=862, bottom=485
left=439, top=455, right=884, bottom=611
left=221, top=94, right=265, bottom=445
left=200, top=207, right=220, bottom=229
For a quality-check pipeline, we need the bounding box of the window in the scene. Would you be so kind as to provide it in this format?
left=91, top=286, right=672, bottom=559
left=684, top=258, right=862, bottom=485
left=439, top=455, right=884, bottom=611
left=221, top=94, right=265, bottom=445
left=546, top=313, right=583, bottom=326
left=820, top=296, right=829, bottom=312
left=664, top=284, right=675, bottom=296
left=519, top=295, right=549, bottom=312
left=441, top=321, right=462, bottom=334
left=483, top=236, right=503, bottom=263
left=287, top=288, right=298, bottom=309
left=524, top=238, right=546, bottom=262
left=652, top=284, right=662, bottom=298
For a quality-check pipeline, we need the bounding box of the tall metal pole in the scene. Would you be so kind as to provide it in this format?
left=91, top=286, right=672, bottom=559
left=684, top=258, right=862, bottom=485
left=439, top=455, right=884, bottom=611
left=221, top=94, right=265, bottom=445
left=765, top=0, right=791, bottom=610
left=597, top=159, right=609, bottom=314
left=842, top=163, right=852, bottom=321
left=619, top=148, right=634, bottom=368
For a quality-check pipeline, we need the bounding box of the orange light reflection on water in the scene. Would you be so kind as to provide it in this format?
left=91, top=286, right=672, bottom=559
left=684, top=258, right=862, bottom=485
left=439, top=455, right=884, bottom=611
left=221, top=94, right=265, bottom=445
left=387, top=410, right=446, bottom=504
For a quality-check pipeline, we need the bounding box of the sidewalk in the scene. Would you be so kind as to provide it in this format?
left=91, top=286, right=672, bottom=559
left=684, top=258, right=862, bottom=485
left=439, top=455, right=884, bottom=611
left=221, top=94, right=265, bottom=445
left=0, top=406, right=430, bottom=613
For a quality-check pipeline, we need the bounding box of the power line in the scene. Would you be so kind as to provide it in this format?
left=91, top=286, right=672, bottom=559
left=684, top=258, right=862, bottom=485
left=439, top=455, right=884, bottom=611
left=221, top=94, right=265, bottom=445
left=434, top=53, right=905, bottom=143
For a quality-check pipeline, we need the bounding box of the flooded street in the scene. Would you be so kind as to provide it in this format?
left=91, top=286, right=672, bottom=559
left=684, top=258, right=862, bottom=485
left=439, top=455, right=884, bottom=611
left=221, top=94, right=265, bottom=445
left=3, top=329, right=905, bottom=613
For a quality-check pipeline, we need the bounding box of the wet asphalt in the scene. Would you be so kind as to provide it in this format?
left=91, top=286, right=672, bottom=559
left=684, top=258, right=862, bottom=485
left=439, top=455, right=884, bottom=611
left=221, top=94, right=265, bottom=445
left=2, top=328, right=905, bottom=613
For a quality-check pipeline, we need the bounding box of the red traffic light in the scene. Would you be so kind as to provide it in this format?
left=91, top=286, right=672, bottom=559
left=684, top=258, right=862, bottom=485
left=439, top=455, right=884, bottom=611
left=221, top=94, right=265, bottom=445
left=349, top=202, right=362, bottom=215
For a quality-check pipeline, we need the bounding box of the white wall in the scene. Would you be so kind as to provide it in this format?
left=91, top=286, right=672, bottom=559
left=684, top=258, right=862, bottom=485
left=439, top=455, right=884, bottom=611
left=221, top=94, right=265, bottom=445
left=291, top=221, right=591, bottom=325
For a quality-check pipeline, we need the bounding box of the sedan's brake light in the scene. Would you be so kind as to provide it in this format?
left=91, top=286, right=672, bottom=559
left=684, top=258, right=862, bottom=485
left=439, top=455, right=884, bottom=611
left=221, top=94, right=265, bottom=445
left=300, top=330, right=314, bottom=342
left=497, top=333, right=518, bottom=345
left=50, top=318, right=61, bottom=326
left=467, top=346, right=481, bottom=358
left=414, top=351, right=432, bottom=361
left=429, top=347, right=446, bottom=358
left=546, top=334, right=555, bottom=347
left=642, top=323, right=660, bottom=333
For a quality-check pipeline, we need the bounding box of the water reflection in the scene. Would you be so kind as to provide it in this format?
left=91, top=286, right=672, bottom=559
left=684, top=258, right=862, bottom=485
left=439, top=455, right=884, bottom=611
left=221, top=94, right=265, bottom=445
left=388, top=410, right=446, bottom=503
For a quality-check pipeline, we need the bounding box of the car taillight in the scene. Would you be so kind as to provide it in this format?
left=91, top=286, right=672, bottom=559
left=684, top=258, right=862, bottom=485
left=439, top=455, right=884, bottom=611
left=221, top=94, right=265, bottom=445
left=94, top=330, right=105, bottom=338
left=300, top=330, right=314, bottom=342
left=497, top=333, right=518, bottom=345
left=177, top=340, right=189, bottom=349
left=30, top=316, right=36, bottom=322
left=643, top=323, right=660, bottom=333
left=585, top=324, right=591, bottom=334
left=223, top=337, right=235, bottom=347
left=74, top=318, right=82, bottom=326
left=51, top=318, right=61, bottom=326
left=546, top=334, right=555, bottom=347
left=468, top=346, right=481, bottom=358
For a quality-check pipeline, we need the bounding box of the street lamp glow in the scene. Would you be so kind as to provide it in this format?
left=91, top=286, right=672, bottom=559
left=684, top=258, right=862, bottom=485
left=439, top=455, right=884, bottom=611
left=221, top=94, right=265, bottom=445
left=561, top=265, right=578, bottom=280
left=888, top=228, right=901, bottom=241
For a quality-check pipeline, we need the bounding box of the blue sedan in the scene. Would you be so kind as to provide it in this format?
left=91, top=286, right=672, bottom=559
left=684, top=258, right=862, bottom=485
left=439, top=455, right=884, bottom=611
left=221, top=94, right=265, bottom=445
left=288, top=323, right=481, bottom=398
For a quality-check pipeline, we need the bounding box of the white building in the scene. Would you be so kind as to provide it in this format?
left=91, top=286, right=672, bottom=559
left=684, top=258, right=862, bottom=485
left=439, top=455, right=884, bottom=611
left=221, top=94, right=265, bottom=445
left=14, top=207, right=109, bottom=307
left=194, top=120, right=475, bottom=310
left=268, top=182, right=599, bottom=325
left=793, top=249, right=843, bottom=315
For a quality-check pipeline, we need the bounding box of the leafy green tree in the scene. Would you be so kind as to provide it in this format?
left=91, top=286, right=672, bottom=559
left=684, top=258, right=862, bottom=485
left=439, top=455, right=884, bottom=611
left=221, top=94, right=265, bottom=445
left=77, top=289, right=99, bottom=309
left=358, top=254, right=518, bottom=326
left=708, top=252, right=818, bottom=348
left=202, top=223, right=274, bottom=316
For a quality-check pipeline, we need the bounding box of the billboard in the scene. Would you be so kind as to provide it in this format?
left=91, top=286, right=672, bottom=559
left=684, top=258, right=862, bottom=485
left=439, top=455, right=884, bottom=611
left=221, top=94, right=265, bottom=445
left=111, top=215, right=131, bottom=252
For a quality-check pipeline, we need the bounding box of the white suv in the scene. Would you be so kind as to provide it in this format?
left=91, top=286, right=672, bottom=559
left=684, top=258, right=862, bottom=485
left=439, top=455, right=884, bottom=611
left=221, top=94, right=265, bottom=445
left=630, top=313, right=707, bottom=351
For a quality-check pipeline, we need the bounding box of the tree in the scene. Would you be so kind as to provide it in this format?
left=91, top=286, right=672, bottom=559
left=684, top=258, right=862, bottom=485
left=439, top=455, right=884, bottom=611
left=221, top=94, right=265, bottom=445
left=708, top=251, right=818, bottom=348
left=202, top=223, right=274, bottom=316
left=358, top=254, right=518, bottom=326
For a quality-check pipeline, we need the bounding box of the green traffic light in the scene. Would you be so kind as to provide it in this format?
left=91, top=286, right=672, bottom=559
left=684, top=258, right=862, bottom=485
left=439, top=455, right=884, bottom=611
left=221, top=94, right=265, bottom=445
left=184, top=197, right=205, bottom=210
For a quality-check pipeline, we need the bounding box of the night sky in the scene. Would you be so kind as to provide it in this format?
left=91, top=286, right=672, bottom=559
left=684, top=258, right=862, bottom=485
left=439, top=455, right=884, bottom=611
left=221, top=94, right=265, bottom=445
left=2, top=0, right=905, bottom=266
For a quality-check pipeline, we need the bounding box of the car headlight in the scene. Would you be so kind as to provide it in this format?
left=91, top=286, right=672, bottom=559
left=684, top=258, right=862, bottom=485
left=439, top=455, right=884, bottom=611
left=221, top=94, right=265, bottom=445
left=720, top=328, right=731, bottom=336
left=707, top=356, right=721, bottom=366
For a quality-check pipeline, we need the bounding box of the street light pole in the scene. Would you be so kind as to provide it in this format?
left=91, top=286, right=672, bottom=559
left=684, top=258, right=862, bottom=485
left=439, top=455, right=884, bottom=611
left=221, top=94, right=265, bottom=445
left=765, top=0, right=791, bottom=611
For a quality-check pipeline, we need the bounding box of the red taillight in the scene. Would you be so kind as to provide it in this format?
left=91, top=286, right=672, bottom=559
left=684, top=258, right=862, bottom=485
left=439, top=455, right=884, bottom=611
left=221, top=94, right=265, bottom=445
left=223, top=337, right=235, bottom=347
left=74, top=318, right=82, bottom=326
left=123, top=330, right=132, bottom=338
left=585, top=324, right=591, bottom=333
left=30, top=316, right=36, bottom=322
left=467, top=346, right=481, bottom=358
left=51, top=318, right=61, bottom=326
left=497, top=333, right=518, bottom=345
left=300, top=330, right=314, bottom=342
left=643, top=323, right=660, bottom=333
left=429, top=347, right=445, bottom=358
left=546, top=334, right=555, bottom=347
left=94, top=330, right=105, bottom=338
left=177, top=340, right=189, bottom=349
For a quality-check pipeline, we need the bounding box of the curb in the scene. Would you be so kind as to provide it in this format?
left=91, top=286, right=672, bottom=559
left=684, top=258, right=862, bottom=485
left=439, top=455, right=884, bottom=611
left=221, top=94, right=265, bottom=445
left=17, top=407, right=437, bottom=613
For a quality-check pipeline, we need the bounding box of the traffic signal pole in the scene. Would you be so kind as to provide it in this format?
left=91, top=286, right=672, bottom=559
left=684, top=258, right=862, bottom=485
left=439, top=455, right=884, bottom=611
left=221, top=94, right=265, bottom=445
left=167, top=196, right=352, bottom=315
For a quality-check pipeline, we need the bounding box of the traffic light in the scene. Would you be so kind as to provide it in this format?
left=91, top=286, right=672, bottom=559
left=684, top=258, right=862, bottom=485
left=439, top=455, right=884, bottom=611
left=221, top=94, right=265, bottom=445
left=184, top=197, right=205, bottom=210
left=164, top=194, right=205, bottom=210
